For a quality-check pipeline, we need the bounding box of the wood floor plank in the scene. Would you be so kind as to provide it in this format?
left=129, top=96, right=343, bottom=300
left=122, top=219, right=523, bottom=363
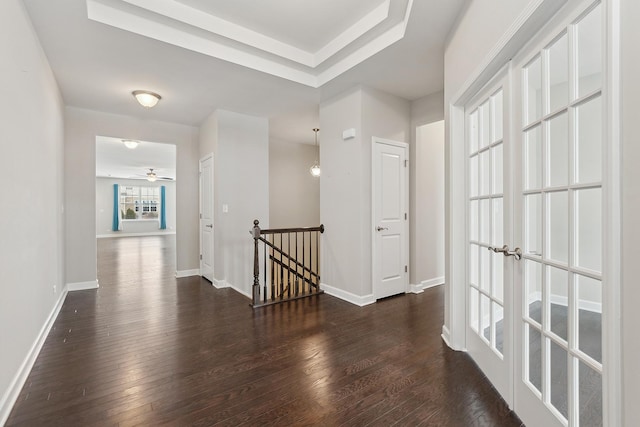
left=6, top=235, right=521, bottom=426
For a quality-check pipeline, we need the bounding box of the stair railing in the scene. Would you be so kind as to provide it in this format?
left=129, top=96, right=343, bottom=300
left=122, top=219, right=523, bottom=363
left=251, top=220, right=324, bottom=308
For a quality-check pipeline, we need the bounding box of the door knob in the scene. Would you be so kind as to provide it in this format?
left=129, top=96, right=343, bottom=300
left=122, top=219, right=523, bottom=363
left=376, top=226, right=388, bottom=231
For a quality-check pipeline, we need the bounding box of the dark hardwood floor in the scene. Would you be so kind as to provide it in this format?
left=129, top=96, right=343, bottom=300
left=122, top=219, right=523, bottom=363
left=7, top=235, right=522, bottom=426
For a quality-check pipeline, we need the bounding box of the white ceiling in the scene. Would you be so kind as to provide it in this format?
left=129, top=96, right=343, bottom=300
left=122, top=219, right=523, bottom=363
left=96, top=136, right=177, bottom=180
left=22, top=0, right=465, bottom=144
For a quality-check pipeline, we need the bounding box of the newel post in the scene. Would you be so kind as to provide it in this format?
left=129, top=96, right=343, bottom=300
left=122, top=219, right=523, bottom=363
left=251, top=220, right=261, bottom=305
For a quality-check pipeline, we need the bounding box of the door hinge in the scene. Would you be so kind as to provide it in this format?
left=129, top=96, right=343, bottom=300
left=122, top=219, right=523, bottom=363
left=405, top=265, right=408, bottom=273
left=200, top=213, right=202, bottom=219
left=404, top=213, right=407, bottom=220
left=404, top=159, right=408, bottom=167
left=200, top=254, right=202, bottom=260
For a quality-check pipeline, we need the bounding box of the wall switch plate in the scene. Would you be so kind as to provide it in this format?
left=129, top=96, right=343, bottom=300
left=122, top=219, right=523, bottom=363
left=222, top=204, right=229, bottom=213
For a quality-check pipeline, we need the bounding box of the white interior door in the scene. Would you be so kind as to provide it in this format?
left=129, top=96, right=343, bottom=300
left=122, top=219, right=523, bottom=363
left=200, top=154, right=214, bottom=282
left=513, top=3, right=605, bottom=426
left=372, top=138, right=408, bottom=299
left=465, top=73, right=513, bottom=403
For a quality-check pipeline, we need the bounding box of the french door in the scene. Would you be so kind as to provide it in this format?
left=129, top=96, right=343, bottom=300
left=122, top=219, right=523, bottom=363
left=465, top=1, right=607, bottom=426
left=513, top=2, right=605, bottom=426
left=466, top=73, right=512, bottom=402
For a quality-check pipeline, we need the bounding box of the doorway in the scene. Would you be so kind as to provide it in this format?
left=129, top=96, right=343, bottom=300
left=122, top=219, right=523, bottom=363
left=95, top=136, right=177, bottom=285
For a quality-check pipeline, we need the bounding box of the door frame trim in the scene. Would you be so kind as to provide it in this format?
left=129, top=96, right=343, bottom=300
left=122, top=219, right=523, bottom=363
left=371, top=137, right=409, bottom=300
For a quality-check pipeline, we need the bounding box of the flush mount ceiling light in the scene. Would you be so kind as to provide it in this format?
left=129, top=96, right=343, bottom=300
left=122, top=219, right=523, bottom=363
left=122, top=139, right=140, bottom=149
left=146, top=168, right=158, bottom=182
left=309, top=128, right=321, bottom=178
left=132, top=90, right=161, bottom=108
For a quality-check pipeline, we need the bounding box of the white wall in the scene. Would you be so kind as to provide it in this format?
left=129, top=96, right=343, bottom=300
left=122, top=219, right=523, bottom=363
left=445, top=0, right=533, bottom=102
left=320, top=86, right=410, bottom=300
left=95, top=178, right=177, bottom=236
left=269, top=139, right=320, bottom=228
left=199, top=110, right=269, bottom=295
left=621, top=0, right=640, bottom=423
left=413, top=121, right=445, bottom=287
left=65, top=108, right=199, bottom=282
left=319, top=88, right=364, bottom=299
left=0, top=0, right=65, bottom=421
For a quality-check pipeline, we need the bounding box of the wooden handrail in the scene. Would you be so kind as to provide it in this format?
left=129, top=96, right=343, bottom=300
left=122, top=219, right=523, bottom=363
left=259, top=224, right=324, bottom=235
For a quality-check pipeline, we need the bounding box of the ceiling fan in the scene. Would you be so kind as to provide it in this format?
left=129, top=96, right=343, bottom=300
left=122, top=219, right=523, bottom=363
left=130, top=168, right=174, bottom=182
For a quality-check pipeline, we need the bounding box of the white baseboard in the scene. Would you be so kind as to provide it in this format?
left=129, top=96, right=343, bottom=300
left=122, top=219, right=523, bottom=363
left=528, top=291, right=602, bottom=314
left=0, top=287, right=68, bottom=426
left=96, top=231, right=176, bottom=238
left=212, top=278, right=229, bottom=289
left=66, top=280, right=99, bottom=291
left=320, top=283, right=375, bottom=307
left=175, top=269, right=200, bottom=278
left=211, top=278, right=250, bottom=299
left=409, top=277, right=445, bottom=294
left=441, top=325, right=452, bottom=348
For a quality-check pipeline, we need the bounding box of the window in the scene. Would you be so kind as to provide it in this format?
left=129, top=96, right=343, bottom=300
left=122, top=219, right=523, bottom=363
left=120, top=186, right=160, bottom=220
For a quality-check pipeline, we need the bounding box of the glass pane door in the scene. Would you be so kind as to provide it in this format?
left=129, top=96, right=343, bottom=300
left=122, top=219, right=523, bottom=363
left=466, top=77, right=511, bottom=401
left=516, top=3, right=604, bottom=425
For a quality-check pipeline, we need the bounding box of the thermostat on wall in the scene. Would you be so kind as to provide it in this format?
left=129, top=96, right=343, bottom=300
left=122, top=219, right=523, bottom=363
left=342, top=128, right=356, bottom=140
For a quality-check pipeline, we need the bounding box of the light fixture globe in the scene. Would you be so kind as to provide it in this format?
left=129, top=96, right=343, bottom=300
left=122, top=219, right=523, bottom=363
left=132, top=90, right=161, bottom=108
left=309, top=128, right=320, bottom=178
left=146, top=168, right=158, bottom=182
left=122, top=139, right=139, bottom=149
left=310, top=163, right=321, bottom=177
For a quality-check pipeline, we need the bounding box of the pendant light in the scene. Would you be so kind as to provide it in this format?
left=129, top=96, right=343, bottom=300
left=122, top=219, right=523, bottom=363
left=309, top=128, right=321, bottom=177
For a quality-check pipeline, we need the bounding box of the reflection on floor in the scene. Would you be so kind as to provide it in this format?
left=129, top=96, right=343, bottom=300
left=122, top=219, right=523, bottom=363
left=485, top=302, right=602, bottom=425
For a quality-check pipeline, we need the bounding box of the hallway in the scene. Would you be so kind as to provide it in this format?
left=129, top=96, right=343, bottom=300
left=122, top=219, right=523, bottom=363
left=6, top=236, right=521, bottom=426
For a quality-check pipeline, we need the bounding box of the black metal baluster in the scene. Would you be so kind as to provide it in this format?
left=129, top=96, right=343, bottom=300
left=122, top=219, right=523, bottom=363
left=270, top=235, right=275, bottom=301
left=315, top=230, right=319, bottom=291
left=286, top=232, right=291, bottom=299
left=263, top=236, right=267, bottom=303
left=295, top=232, right=299, bottom=296
left=280, top=233, right=283, bottom=300
left=302, top=231, right=306, bottom=295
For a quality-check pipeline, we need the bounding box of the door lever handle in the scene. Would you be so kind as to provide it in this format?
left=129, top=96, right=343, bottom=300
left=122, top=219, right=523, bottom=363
left=206, top=224, right=213, bottom=228
left=488, top=245, right=508, bottom=254
left=488, top=245, right=522, bottom=260
left=376, top=226, right=388, bottom=231
left=506, top=247, right=522, bottom=260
